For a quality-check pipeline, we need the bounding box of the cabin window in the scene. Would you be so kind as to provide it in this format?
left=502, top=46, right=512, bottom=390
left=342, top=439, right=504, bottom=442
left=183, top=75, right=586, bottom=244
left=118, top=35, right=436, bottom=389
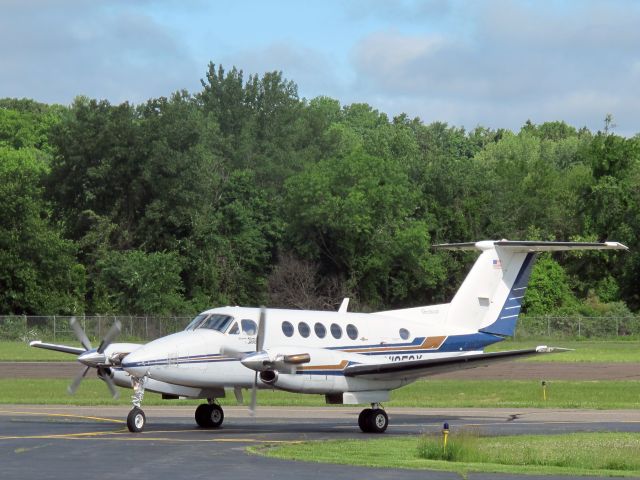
left=399, top=328, right=410, bottom=340
left=282, top=321, right=294, bottom=337
left=330, top=323, right=342, bottom=339
left=228, top=322, right=240, bottom=335
left=346, top=324, right=358, bottom=340
left=241, top=319, right=257, bottom=335
left=314, top=322, right=326, bottom=338
left=298, top=322, right=310, bottom=338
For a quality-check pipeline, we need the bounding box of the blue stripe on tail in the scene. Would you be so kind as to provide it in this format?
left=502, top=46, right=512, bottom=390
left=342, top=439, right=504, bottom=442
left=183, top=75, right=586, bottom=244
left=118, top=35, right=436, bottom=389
left=479, top=252, right=536, bottom=337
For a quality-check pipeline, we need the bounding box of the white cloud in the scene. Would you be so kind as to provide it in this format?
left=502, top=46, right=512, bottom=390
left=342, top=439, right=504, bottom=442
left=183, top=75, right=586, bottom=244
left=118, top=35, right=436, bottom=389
left=348, top=1, right=640, bottom=135
left=0, top=1, right=201, bottom=105
left=221, top=43, right=343, bottom=99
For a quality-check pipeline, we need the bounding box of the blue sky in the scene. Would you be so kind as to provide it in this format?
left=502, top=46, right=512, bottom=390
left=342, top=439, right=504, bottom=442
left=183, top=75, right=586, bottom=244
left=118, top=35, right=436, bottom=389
left=2, top=0, right=639, bottom=135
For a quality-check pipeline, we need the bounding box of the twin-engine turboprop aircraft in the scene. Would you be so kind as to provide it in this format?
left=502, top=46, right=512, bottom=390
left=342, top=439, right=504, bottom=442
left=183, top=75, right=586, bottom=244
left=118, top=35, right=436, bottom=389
left=31, top=240, right=627, bottom=433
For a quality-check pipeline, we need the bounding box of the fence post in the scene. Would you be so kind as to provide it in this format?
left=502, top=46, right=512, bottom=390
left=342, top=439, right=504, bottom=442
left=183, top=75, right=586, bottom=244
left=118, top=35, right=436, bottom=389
left=547, top=316, right=551, bottom=337
left=578, top=318, right=581, bottom=338
left=53, top=315, right=56, bottom=342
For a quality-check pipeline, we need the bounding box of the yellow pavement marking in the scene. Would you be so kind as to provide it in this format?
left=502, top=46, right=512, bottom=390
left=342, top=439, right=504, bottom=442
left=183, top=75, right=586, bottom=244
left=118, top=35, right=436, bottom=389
left=0, top=409, right=125, bottom=424
left=0, top=431, right=299, bottom=443
left=0, top=408, right=301, bottom=444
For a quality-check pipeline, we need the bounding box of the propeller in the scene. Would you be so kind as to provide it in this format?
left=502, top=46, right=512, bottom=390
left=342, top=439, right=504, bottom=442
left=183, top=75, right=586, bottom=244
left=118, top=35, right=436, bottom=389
left=67, top=317, right=122, bottom=399
left=249, top=307, right=266, bottom=416
left=220, top=307, right=310, bottom=416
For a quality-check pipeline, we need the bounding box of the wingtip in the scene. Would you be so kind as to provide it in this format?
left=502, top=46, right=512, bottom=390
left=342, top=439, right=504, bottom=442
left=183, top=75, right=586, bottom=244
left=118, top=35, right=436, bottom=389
left=535, top=346, right=574, bottom=353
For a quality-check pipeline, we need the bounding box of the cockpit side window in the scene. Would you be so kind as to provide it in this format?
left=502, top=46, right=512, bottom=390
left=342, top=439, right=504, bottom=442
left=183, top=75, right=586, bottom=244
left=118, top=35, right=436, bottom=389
left=198, top=314, right=234, bottom=332
left=185, top=314, right=208, bottom=331
left=228, top=322, right=240, bottom=335
left=241, top=319, right=257, bottom=335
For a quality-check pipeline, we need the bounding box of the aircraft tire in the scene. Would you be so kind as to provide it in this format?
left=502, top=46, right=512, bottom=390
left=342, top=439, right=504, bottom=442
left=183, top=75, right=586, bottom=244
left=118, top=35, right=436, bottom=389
left=127, top=407, right=146, bottom=433
left=195, top=403, right=213, bottom=428
left=368, top=409, right=388, bottom=434
left=358, top=408, right=373, bottom=433
left=210, top=404, right=224, bottom=428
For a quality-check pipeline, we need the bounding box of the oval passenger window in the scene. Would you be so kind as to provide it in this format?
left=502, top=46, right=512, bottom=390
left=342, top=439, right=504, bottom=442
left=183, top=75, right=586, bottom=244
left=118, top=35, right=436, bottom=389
left=282, top=321, right=294, bottom=337
left=346, top=324, right=358, bottom=340
left=298, top=322, right=310, bottom=338
left=314, top=322, right=326, bottom=338
left=330, top=323, right=342, bottom=339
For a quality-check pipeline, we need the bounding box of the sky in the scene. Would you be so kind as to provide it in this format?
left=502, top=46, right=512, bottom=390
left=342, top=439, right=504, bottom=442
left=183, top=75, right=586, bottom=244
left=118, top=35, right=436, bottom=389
left=2, top=0, right=639, bottom=136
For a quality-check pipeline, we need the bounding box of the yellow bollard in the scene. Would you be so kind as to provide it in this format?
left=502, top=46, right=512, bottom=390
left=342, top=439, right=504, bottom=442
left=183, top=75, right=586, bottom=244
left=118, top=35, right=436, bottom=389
left=542, top=380, right=547, bottom=401
left=442, top=422, right=450, bottom=453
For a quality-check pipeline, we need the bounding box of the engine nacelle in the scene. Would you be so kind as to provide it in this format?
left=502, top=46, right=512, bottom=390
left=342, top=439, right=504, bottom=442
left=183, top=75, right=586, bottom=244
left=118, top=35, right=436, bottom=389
left=259, top=370, right=278, bottom=385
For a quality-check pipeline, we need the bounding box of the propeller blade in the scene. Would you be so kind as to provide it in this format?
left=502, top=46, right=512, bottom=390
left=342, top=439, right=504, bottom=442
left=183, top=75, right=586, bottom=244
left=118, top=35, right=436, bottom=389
left=220, top=345, right=247, bottom=360
left=98, top=367, right=120, bottom=399
left=68, top=365, right=90, bottom=395
left=97, top=320, right=121, bottom=354
left=70, top=317, right=92, bottom=351
left=249, top=371, right=258, bottom=416
left=256, top=306, right=266, bottom=352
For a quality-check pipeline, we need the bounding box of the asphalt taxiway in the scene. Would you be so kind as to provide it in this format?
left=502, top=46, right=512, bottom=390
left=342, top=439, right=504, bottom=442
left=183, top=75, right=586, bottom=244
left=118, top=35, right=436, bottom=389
left=1, top=405, right=640, bottom=480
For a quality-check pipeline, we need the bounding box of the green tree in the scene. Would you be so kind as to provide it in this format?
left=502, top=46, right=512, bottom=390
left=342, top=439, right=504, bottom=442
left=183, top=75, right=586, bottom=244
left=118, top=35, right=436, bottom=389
left=284, top=149, right=443, bottom=308
left=0, top=147, right=85, bottom=314
left=92, top=250, right=186, bottom=314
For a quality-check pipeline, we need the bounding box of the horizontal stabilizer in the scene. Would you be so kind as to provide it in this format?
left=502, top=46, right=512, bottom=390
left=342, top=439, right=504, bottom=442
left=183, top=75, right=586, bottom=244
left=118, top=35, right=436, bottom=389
left=344, top=346, right=571, bottom=380
left=433, top=240, right=628, bottom=252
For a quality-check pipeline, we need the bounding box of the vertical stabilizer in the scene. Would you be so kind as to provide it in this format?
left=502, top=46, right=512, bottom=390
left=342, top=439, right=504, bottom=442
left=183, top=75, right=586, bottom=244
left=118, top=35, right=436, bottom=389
left=433, top=240, right=627, bottom=336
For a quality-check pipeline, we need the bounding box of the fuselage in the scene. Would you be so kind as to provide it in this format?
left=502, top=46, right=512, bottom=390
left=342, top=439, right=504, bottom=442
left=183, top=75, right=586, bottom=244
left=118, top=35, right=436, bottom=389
left=121, top=306, right=504, bottom=395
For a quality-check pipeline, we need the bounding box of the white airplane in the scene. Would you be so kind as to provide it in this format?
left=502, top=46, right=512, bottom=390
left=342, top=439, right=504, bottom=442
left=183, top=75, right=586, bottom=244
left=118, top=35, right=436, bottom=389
left=31, top=240, right=627, bottom=434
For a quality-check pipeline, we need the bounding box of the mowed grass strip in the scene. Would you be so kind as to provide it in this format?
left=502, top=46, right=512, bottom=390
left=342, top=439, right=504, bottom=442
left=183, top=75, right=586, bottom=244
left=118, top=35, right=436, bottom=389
left=0, top=341, right=86, bottom=362
left=1, top=378, right=639, bottom=409
left=486, top=339, right=640, bottom=362
left=253, top=433, right=640, bottom=477
left=2, top=339, right=640, bottom=362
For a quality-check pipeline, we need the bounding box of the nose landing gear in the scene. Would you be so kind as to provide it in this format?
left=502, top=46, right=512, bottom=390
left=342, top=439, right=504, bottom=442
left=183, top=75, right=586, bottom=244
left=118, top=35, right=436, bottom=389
left=358, top=403, right=388, bottom=433
left=126, top=375, right=148, bottom=433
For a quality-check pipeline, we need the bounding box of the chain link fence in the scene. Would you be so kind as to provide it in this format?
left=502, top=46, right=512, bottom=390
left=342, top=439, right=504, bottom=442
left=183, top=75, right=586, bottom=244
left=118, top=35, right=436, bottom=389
left=0, top=315, right=194, bottom=343
left=1, top=314, right=639, bottom=343
left=515, top=315, right=640, bottom=339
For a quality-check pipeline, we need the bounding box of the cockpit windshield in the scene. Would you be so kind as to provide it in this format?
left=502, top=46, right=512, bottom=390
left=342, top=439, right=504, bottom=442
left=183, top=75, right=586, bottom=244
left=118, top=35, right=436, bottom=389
left=185, top=314, right=234, bottom=333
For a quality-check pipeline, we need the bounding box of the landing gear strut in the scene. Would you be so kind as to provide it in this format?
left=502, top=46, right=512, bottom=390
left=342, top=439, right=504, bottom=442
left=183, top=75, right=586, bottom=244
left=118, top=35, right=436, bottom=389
left=358, top=403, right=388, bottom=433
left=127, top=375, right=148, bottom=433
left=195, top=399, right=224, bottom=428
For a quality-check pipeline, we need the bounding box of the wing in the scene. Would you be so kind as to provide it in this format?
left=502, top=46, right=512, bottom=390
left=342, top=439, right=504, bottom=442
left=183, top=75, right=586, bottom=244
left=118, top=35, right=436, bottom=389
left=343, top=347, right=570, bottom=381
left=30, top=340, right=85, bottom=355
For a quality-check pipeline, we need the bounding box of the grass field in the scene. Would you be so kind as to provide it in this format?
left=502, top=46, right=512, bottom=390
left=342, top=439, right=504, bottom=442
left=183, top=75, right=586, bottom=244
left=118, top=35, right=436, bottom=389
left=252, top=432, right=640, bottom=477
left=2, top=339, right=640, bottom=362
left=1, top=378, right=639, bottom=409
left=486, top=339, right=640, bottom=362
left=0, top=340, right=86, bottom=361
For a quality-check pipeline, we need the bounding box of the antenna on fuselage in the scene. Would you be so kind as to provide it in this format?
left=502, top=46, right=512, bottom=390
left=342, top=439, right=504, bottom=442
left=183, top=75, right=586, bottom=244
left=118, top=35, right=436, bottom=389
left=338, top=298, right=349, bottom=313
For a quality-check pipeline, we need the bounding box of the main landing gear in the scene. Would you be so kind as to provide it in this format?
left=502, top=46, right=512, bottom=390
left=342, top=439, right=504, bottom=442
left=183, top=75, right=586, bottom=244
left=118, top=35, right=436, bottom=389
left=358, top=403, right=388, bottom=433
left=195, top=400, right=224, bottom=428
left=125, top=376, right=225, bottom=433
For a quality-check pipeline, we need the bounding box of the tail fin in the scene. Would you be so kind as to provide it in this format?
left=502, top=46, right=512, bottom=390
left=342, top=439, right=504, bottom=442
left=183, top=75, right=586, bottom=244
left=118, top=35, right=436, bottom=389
left=434, top=240, right=627, bottom=337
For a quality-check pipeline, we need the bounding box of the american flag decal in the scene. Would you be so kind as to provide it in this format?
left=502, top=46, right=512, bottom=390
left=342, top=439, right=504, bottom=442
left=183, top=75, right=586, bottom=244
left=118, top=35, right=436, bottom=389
left=492, top=259, right=502, bottom=269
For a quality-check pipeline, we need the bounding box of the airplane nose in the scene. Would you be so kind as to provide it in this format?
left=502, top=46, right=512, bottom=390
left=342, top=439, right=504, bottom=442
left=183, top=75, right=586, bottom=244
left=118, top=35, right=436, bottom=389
left=121, top=349, right=152, bottom=377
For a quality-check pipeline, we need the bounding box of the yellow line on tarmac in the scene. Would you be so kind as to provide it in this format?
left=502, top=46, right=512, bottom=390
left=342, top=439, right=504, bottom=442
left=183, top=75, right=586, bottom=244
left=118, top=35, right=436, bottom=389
left=0, top=432, right=299, bottom=444
left=0, top=409, right=125, bottom=424
left=0, top=430, right=127, bottom=440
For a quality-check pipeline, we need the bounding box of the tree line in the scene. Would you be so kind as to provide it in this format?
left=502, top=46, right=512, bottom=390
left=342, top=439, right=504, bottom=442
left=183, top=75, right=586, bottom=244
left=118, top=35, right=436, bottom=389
left=1, top=63, right=638, bottom=317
